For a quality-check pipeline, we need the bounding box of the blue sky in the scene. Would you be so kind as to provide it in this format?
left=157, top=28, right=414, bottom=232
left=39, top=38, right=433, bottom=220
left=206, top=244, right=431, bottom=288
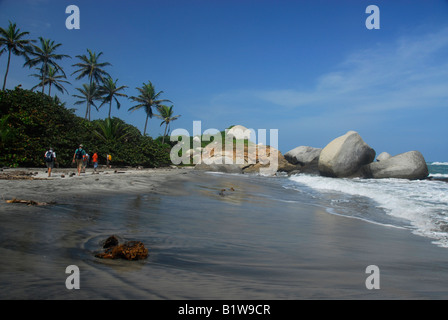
left=1, top=0, right=447, bottom=161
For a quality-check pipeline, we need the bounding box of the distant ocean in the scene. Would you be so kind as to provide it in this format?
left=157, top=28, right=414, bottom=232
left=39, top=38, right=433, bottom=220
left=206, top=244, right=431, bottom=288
left=286, top=162, right=448, bottom=248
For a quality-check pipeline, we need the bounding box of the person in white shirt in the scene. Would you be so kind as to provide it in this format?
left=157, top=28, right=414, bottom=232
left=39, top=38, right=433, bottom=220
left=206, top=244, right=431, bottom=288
left=44, top=147, right=56, bottom=177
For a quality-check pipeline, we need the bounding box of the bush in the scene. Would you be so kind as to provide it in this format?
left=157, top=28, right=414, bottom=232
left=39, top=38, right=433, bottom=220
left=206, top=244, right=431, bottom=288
left=0, top=88, right=172, bottom=168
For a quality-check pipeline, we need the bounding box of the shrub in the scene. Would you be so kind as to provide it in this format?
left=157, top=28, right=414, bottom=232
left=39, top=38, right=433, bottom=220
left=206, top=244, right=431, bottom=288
left=0, top=88, right=172, bottom=168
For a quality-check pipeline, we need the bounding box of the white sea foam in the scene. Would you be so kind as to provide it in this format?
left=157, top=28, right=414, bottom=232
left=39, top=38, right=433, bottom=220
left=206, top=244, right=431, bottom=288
left=431, top=162, right=448, bottom=166
left=430, top=173, right=448, bottom=178
left=288, top=174, right=448, bottom=247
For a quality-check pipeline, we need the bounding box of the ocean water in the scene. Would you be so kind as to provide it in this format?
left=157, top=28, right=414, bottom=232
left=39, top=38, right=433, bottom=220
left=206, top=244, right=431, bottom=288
left=287, top=162, right=448, bottom=247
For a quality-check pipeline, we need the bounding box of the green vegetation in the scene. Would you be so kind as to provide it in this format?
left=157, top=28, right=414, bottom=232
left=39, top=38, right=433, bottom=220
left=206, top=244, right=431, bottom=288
left=30, top=66, right=70, bottom=95
left=24, top=37, right=71, bottom=94
left=129, top=81, right=171, bottom=136
left=0, top=21, right=33, bottom=90
left=71, top=49, right=111, bottom=120
left=73, top=83, right=101, bottom=120
left=0, top=21, right=181, bottom=168
left=98, top=77, right=128, bottom=119
left=71, top=49, right=111, bottom=86
left=155, top=105, right=181, bottom=145
left=0, top=114, right=14, bottom=150
left=0, top=88, right=171, bottom=168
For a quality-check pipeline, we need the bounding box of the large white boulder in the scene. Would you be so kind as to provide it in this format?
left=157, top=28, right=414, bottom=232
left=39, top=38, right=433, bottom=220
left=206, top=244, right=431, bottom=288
left=363, top=151, right=429, bottom=180
left=284, top=146, right=322, bottom=165
left=318, top=131, right=376, bottom=178
left=376, top=152, right=391, bottom=162
left=226, top=125, right=253, bottom=140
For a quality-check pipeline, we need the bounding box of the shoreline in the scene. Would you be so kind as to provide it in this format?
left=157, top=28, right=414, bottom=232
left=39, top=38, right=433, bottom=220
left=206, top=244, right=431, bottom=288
left=0, top=166, right=194, bottom=205
left=1, top=167, right=448, bottom=299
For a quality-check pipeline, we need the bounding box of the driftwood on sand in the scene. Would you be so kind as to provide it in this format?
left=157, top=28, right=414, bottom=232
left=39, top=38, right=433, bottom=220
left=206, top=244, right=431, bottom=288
left=5, top=198, right=56, bottom=206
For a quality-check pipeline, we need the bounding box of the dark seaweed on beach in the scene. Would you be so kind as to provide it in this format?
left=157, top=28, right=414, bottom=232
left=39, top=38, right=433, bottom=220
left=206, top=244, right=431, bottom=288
left=0, top=171, right=45, bottom=180
left=95, top=235, right=149, bottom=260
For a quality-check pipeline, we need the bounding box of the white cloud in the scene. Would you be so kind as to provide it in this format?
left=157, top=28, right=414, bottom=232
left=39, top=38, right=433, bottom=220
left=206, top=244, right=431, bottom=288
left=196, top=26, right=448, bottom=155
left=249, top=26, right=448, bottom=114
left=205, top=24, right=448, bottom=120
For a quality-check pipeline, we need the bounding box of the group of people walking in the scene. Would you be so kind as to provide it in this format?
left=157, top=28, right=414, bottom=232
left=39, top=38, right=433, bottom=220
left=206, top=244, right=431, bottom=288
left=44, top=144, right=111, bottom=177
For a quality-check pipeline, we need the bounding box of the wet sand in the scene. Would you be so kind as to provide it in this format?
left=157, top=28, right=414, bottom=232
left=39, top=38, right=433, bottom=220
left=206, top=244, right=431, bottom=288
left=0, top=166, right=191, bottom=203
left=1, top=167, right=448, bottom=299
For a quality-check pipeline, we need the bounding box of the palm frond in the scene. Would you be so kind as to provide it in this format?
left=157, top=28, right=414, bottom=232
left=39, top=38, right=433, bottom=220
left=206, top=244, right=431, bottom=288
left=71, top=48, right=111, bottom=85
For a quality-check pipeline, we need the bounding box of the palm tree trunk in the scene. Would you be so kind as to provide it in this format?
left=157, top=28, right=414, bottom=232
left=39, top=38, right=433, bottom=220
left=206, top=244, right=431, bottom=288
left=2, top=50, right=12, bottom=91
left=89, top=77, right=93, bottom=121
left=143, top=114, right=149, bottom=136
left=162, top=123, right=169, bottom=145
left=108, top=100, right=112, bottom=119
left=85, top=102, right=89, bottom=119
left=41, top=65, right=47, bottom=94
left=48, top=83, right=52, bottom=96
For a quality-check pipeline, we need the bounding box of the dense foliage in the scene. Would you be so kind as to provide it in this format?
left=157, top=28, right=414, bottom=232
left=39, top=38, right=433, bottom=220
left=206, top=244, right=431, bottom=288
left=0, top=88, right=172, bottom=168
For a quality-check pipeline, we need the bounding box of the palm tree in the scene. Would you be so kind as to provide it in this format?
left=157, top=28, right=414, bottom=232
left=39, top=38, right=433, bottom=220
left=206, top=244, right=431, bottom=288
left=0, top=21, right=33, bottom=90
left=24, top=37, right=71, bottom=93
left=99, top=77, right=128, bottom=119
left=30, top=66, right=70, bottom=96
left=128, top=81, right=171, bottom=136
left=71, top=49, right=111, bottom=87
left=155, top=105, right=181, bottom=144
left=73, top=83, right=100, bottom=120
left=93, top=117, right=130, bottom=142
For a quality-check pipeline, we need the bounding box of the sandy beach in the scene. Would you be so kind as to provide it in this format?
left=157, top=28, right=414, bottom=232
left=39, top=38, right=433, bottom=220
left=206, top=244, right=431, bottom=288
left=0, top=166, right=192, bottom=203
left=1, top=167, right=448, bottom=300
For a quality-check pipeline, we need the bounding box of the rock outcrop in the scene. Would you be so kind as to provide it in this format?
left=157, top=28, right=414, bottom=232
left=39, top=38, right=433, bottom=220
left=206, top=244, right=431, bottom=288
left=363, top=151, right=429, bottom=180
left=284, top=146, right=321, bottom=175
left=227, top=125, right=254, bottom=140
left=242, top=148, right=298, bottom=175
left=193, top=126, right=429, bottom=180
left=284, top=146, right=322, bottom=166
left=194, top=159, right=243, bottom=174
left=194, top=125, right=298, bottom=175
left=376, top=152, right=391, bottom=162
left=318, top=131, right=376, bottom=178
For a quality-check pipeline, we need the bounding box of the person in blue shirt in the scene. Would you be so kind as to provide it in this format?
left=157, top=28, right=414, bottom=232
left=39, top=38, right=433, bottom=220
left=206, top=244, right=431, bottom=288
left=72, top=144, right=86, bottom=176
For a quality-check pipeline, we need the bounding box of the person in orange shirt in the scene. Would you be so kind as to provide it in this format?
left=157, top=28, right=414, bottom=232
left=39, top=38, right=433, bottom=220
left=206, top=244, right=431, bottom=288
left=92, top=151, right=99, bottom=172
left=106, top=154, right=112, bottom=168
